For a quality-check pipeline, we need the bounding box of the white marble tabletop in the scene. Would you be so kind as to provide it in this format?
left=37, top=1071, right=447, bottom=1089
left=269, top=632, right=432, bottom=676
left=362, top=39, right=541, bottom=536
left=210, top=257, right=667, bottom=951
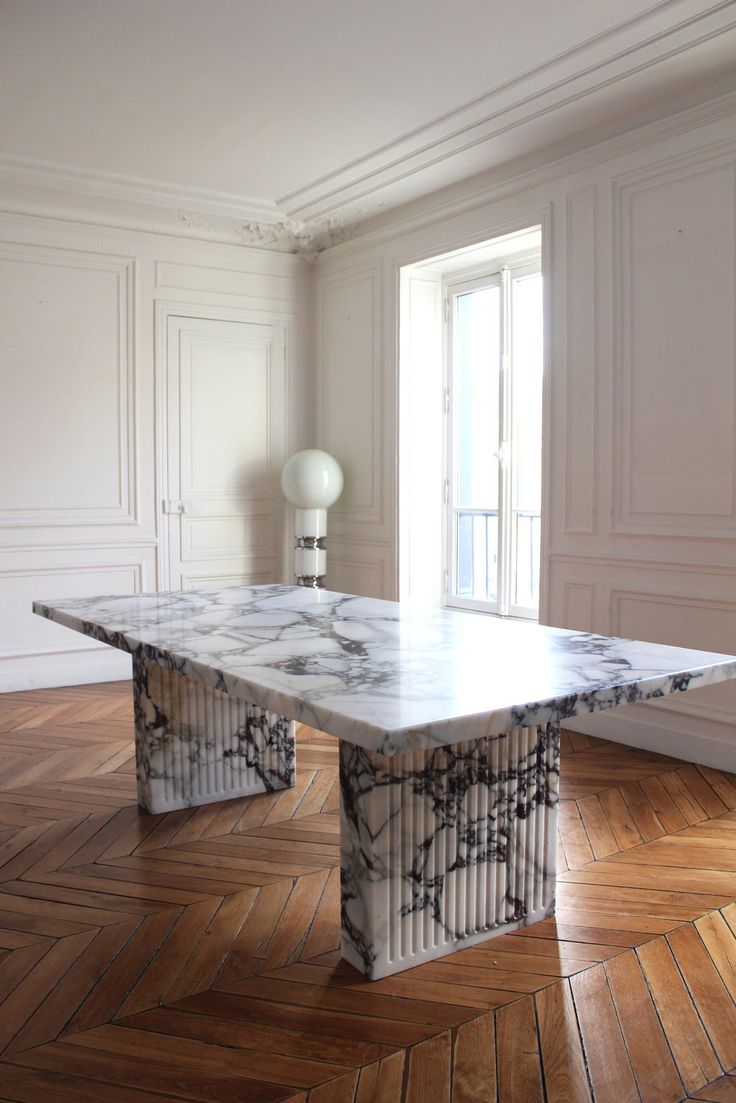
left=34, top=584, right=736, bottom=755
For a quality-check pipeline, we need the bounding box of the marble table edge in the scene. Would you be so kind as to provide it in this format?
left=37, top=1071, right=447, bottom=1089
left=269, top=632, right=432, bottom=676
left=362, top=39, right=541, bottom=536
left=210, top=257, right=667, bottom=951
left=32, top=599, right=736, bottom=757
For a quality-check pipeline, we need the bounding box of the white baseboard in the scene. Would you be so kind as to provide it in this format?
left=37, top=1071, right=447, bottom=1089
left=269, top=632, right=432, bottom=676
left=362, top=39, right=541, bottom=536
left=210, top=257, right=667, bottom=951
left=0, top=648, right=132, bottom=693
left=565, top=702, right=736, bottom=772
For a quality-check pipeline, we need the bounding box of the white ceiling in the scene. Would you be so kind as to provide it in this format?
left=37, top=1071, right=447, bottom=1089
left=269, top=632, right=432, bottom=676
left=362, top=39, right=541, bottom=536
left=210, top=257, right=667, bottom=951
left=1, top=0, right=735, bottom=233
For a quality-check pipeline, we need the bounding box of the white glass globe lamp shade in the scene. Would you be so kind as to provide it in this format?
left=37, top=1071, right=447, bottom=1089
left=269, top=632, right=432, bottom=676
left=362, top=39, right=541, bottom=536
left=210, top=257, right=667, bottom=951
left=280, top=450, right=344, bottom=510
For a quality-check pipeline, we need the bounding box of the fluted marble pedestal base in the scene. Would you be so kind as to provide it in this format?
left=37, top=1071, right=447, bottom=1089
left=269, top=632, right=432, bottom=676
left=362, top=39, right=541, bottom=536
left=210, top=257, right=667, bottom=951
left=132, top=656, right=296, bottom=814
left=339, top=723, right=560, bottom=980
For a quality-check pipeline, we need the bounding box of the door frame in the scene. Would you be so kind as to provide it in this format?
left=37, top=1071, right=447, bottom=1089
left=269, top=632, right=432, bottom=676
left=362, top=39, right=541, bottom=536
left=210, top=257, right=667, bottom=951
left=154, top=300, right=294, bottom=591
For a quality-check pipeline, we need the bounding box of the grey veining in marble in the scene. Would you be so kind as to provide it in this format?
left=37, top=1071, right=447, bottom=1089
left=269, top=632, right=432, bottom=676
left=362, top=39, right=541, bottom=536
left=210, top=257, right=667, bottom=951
left=34, top=585, right=736, bottom=757
left=134, top=655, right=295, bottom=813
left=340, top=723, right=559, bottom=979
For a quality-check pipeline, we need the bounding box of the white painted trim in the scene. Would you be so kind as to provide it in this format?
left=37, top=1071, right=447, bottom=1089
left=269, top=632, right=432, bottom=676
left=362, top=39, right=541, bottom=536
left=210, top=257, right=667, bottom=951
left=565, top=707, right=736, bottom=771
left=282, top=5, right=736, bottom=220
left=0, top=647, right=132, bottom=693
left=318, top=90, right=736, bottom=264
left=549, top=552, right=736, bottom=573
left=0, top=243, right=139, bottom=529
left=0, top=152, right=284, bottom=222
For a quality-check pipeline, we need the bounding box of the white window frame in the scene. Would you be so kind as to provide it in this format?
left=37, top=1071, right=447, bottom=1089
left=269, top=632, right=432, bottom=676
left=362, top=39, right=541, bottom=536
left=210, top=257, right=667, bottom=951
left=443, top=254, right=542, bottom=621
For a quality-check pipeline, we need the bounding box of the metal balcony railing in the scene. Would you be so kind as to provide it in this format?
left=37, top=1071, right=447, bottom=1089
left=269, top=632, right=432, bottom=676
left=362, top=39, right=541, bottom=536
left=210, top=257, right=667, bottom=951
left=456, top=508, right=540, bottom=607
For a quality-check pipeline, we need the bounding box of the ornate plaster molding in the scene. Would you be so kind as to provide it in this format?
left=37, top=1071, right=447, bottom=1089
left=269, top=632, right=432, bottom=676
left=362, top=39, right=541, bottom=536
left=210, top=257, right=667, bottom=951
left=238, top=216, right=362, bottom=260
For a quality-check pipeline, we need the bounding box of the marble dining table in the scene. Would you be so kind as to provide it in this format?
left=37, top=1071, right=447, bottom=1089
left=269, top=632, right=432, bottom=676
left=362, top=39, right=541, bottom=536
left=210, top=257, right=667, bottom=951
left=33, top=584, right=736, bottom=980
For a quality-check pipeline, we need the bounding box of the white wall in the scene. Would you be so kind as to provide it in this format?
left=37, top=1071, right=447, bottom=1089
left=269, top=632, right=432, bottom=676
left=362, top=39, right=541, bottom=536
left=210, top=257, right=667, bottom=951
left=313, top=93, right=736, bottom=769
left=0, top=212, right=309, bottom=691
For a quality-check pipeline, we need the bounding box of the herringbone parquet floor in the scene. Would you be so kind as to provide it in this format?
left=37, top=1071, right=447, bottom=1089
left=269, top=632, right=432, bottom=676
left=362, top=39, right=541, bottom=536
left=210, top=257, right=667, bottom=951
left=1, top=682, right=736, bottom=1102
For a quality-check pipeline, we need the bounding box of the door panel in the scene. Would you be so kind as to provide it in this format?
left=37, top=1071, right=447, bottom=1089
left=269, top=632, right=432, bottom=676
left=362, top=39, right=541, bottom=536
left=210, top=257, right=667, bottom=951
left=165, top=316, right=287, bottom=590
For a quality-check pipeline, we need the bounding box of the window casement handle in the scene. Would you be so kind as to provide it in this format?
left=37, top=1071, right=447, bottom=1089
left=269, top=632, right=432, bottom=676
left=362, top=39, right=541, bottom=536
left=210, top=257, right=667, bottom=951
left=493, top=442, right=509, bottom=467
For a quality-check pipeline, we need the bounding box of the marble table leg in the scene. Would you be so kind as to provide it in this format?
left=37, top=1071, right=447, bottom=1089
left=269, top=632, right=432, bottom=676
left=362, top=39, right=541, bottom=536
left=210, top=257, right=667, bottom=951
left=132, top=655, right=296, bottom=814
left=339, top=722, right=560, bottom=980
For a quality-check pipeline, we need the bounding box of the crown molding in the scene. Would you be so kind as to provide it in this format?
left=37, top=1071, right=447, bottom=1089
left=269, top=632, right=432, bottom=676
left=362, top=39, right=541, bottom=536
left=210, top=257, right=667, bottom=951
left=277, top=0, right=736, bottom=222
left=0, top=155, right=366, bottom=256
left=314, top=86, right=736, bottom=264
left=0, top=152, right=282, bottom=222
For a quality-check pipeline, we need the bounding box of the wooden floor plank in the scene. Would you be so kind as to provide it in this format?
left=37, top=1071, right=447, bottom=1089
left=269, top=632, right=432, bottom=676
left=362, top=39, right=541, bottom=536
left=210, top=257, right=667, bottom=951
left=577, top=795, right=619, bottom=858
left=570, top=963, right=639, bottom=1103
left=619, top=780, right=667, bottom=842
left=696, top=767, right=736, bottom=811
left=6, top=1042, right=292, bottom=1102
left=0, top=1062, right=192, bottom=1103
left=0, top=929, right=97, bottom=1051
left=604, top=948, right=684, bottom=1103
left=355, top=1050, right=405, bottom=1103
left=690, top=1076, right=736, bottom=1101
left=695, top=910, right=736, bottom=1002
left=118, top=1004, right=395, bottom=1067
left=63, top=1021, right=354, bottom=1089
left=637, top=936, right=721, bottom=1094
left=495, top=995, right=544, bottom=1103
left=6, top=918, right=140, bottom=1054
left=112, top=896, right=222, bottom=1019
left=66, top=908, right=180, bottom=1034
left=451, top=1013, right=496, bottom=1103
left=667, top=923, right=736, bottom=1070
left=405, top=1032, right=451, bottom=1103
left=535, top=980, right=591, bottom=1103
left=558, top=801, right=594, bottom=868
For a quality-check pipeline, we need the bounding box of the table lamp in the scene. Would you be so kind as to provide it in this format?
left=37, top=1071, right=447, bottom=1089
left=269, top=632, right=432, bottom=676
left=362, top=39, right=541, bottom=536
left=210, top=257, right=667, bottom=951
left=281, top=449, right=344, bottom=587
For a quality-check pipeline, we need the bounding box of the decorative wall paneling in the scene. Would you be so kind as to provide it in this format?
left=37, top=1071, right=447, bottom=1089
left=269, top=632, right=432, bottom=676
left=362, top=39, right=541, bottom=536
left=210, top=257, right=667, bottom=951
left=611, top=149, right=736, bottom=539
left=0, top=243, right=138, bottom=531
left=315, top=262, right=394, bottom=597
left=398, top=266, right=443, bottom=607
left=0, top=212, right=306, bottom=690
left=314, top=102, right=736, bottom=758
left=317, top=265, right=384, bottom=529
left=562, top=186, right=597, bottom=537
left=550, top=556, right=736, bottom=767
left=324, top=538, right=387, bottom=600
left=2, top=683, right=736, bottom=1100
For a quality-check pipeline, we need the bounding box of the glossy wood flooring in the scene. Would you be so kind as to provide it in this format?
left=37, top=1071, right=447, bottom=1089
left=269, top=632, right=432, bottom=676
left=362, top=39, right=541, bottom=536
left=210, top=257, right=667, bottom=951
left=1, top=683, right=736, bottom=1102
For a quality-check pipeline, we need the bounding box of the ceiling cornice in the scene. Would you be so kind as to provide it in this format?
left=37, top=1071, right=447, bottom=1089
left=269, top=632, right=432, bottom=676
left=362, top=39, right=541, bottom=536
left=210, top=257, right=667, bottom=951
left=0, top=153, right=367, bottom=257
left=315, top=88, right=736, bottom=264
left=0, top=152, right=282, bottom=222
left=277, top=0, right=736, bottom=221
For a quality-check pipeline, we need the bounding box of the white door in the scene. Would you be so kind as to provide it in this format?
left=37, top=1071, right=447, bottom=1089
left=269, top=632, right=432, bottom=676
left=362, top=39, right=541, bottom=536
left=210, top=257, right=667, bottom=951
left=163, top=315, right=288, bottom=591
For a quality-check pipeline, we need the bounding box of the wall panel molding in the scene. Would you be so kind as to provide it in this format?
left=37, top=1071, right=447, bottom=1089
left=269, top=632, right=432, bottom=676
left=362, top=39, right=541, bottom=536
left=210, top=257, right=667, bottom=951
left=0, top=560, right=144, bottom=661
left=0, top=241, right=139, bottom=529
left=327, top=554, right=386, bottom=599
left=317, top=263, right=384, bottom=531
left=563, top=185, right=598, bottom=535
left=608, top=585, right=736, bottom=725
left=611, top=145, right=736, bottom=539
left=155, top=260, right=296, bottom=304
left=182, top=513, right=275, bottom=562
left=549, top=551, right=736, bottom=575
left=562, top=582, right=595, bottom=633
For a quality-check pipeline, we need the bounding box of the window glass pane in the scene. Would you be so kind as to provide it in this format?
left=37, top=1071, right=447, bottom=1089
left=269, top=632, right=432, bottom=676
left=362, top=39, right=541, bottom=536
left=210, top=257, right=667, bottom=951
left=511, top=272, right=543, bottom=609
left=455, top=286, right=500, bottom=510
left=453, top=284, right=501, bottom=604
